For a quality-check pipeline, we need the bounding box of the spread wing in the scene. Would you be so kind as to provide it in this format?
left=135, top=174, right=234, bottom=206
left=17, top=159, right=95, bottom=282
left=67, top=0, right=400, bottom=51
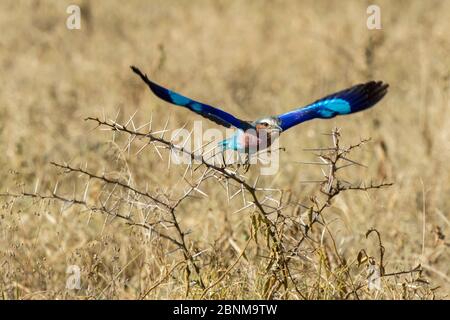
left=131, top=66, right=253, bottom=131
left=277, top=81, right=389, bottom=131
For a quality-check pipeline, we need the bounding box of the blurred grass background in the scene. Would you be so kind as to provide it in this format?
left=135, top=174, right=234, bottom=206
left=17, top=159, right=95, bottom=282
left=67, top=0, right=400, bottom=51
left=0, top=0, right=449, bottom=299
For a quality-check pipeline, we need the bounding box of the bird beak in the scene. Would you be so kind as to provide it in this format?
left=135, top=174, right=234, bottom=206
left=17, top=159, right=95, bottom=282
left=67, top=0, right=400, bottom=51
left=275, top=124, right=282, bottom=132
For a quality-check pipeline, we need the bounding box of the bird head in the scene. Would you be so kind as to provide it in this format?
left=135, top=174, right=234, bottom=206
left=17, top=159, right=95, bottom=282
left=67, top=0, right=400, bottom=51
left=253, top=117, right=282, bottom=133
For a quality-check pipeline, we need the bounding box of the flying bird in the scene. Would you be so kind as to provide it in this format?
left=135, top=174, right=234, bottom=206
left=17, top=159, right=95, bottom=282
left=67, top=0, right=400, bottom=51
left=131, top=66, right=388, bottom=153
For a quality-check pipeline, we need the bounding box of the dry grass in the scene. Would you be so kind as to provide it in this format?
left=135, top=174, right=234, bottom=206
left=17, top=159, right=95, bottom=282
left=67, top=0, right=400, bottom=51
left=0, top=0, right=449, bottom=299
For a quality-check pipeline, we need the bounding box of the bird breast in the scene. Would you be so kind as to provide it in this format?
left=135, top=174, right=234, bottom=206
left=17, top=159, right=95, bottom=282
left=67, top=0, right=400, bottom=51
left=240, top=129, right=276, bottom=151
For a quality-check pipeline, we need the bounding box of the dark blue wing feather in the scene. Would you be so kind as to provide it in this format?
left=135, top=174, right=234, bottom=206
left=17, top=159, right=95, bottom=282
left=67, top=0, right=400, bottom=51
left=131, top=66, right=252, bottom=131
left=277, top=81, right=389, bottom=131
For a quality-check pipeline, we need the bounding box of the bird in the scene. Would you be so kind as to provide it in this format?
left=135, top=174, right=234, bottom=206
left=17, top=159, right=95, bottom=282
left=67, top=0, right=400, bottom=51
left=131, top=66, right=388, bottom=154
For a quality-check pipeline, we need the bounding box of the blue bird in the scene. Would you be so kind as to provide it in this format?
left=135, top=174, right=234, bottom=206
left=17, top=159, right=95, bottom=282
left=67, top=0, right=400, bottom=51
left=131, top=66, right=388, bottom=153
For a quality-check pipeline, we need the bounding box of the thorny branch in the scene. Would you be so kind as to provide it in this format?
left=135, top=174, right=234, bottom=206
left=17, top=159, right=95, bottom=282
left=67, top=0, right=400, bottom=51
left=1, top=114, right=429, bottom=299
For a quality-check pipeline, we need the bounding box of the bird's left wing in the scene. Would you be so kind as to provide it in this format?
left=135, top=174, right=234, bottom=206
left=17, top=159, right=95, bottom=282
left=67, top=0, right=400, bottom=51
left=277, top=81, right=389, bottom=131
left=131, top=66, right=253, bottom=131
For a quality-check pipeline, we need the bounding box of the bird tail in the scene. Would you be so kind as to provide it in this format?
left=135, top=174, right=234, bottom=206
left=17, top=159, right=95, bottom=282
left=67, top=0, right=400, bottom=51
left=218, top=139, right=231, bottom=150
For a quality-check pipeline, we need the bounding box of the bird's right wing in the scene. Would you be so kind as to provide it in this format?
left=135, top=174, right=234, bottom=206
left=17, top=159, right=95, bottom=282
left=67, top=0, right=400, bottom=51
left=131, top=66, right=253, bottom=131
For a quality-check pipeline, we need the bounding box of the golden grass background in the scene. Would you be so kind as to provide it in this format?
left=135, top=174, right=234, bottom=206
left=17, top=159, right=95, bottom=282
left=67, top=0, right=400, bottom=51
left=0, top=0, right=449, bottom=299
